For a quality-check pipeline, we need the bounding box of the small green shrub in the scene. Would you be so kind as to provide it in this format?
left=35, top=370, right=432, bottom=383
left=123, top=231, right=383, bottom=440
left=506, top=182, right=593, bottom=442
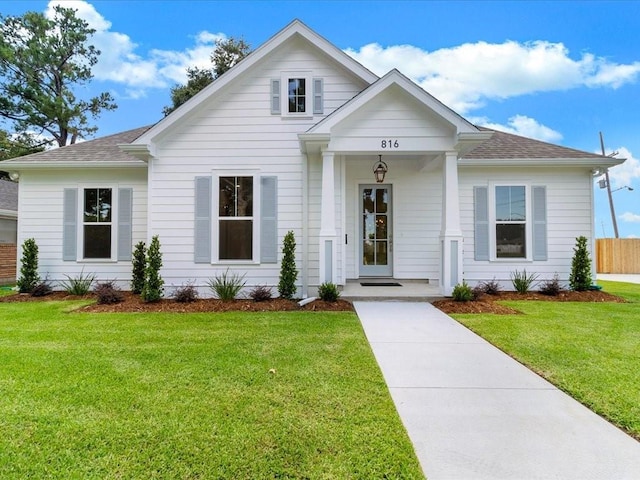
left=569, top=236, right=592, bottom=291
left=131, top=241, right=146, bottom=294
left=511, top=269, right=539, bottom=293
left=172, top=282, right=199, bottom=303
left=142, top=235, right=164, bottom=303
left=17, top=238, right=40, bottom=293
left=278, top=231, right=298, bottom=299
left=30, top=279, right=53, bottom=297
left=59, top=269, right=95, bottom=295
left=208, top=269, right=246, bottom=301
left=318, top=282, right=340, bottom=302
left=539, top=274, right=564, bottom=296
left=94, top=281, right=124, bottom=305
left=452, top=281, right=473, bottom=302
left=249, top=284, right=272, bottom=302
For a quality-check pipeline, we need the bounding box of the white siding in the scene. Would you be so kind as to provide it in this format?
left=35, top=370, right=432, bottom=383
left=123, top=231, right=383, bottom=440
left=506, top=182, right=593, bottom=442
left=149, top=38, right=367, bottom=294
left=460, top=166, right=594, bottom=287
left=16, top=168, right=148, bottom=287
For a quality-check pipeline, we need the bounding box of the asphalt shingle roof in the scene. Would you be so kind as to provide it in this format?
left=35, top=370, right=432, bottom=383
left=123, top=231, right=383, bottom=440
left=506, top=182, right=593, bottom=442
left=0, top=179, right=18, bottom=212
left=463, top=127, right=605, bottom=160
left=1, top=125, right=153, bottom=164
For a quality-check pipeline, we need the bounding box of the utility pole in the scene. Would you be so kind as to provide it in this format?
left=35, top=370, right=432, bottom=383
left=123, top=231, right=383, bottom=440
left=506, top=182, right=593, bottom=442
left=599, top=132, right=619, bottom=238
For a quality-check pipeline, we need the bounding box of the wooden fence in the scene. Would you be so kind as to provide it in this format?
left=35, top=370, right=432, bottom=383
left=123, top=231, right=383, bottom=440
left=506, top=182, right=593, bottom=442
left=596, top=238, right=640, bottom=274
left=0, top=243, right=17, bottom=284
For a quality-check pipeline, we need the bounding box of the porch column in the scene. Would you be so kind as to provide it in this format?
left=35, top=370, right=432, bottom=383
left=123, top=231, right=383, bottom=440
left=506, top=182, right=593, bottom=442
left=440, top=151, right=464, bottom=296
left=319, top=149, right=337, bottom=284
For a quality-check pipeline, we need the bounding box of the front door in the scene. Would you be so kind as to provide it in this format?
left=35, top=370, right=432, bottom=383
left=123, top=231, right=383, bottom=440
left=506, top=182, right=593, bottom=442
left=359, top=185, right=392, bottom=277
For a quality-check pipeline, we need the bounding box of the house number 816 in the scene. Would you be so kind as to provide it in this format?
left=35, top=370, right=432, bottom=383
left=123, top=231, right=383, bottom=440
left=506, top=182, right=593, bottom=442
left=381, top=139, right=399, bottom=148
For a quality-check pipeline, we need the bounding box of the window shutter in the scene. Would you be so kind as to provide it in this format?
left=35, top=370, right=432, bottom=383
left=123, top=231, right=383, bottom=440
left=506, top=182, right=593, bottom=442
left=117, top=188, right=133, bottom=261
left=474, top=186, right=489, bottom=261
left=270, top=79, right=281, bottom=115
left=313, top=78, right=323, bottom=114
left=62, top=188, right=77, bottom=261
left=532, top=186, right=547, bottom=261
left=260, top=176, right=278, bottom=263
left=194, top=176, right=212, bottom=263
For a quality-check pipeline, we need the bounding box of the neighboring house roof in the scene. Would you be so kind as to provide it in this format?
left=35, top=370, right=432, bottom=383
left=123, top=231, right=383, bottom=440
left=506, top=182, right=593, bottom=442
left=0, top=178, right=18, bottom=218
left=1, top=126, right=152, bottom=168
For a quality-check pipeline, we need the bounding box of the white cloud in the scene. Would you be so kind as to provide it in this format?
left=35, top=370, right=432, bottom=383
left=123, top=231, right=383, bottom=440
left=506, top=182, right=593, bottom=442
left=620, top=212, right=640, bottom=223
left=346, top=40, right=640, bottom=114
left=469, top=115, right=563, bottom=143
left=605, top=147, right=640, bottom=188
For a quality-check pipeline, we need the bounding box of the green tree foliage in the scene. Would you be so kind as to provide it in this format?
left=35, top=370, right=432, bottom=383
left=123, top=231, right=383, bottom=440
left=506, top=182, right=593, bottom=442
left=0, top=129, right=45, bottom=179
left=141, top=236, right=164, bottom=303
left=162, top=37, right=251, bottom=116
left=17, top=238, right=40, bottom=293
left=0, top=6, right=116, bottom=147
left=569, top=236, right=593, bottom=291
left=131, top=241, right=146, bottom=294
left=278, top=231, right=298, bottom=299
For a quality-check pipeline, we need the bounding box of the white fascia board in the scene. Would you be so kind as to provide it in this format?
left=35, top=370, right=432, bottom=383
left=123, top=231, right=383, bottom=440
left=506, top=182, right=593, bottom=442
left=118, top=143, right=152, bottom=161
left=455, top=131, right=494, bottom=155
left=133, top=19, right=378, bottom=146
left=298, top=133, right=330, bottom=154
left=0, top=209, right=17, bottom=219
left=3, top=161, right=147, bottom=170
left=458, top=157, right=625, bottom=168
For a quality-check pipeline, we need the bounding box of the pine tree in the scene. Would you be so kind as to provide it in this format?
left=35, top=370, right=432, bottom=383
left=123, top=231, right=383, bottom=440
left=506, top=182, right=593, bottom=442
left=278, top=231, right=298, bottom=299
left=569, top=236, right=592, bottom=291
left=17, top=237, right=40, bottom=293
left=131, top=241, right=146, bottom=294
left=141, top=236, right=164, bottom=302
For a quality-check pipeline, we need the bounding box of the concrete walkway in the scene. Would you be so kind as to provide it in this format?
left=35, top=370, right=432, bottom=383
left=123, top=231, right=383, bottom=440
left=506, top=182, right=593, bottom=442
left=355, top=301, right=640, bottom=480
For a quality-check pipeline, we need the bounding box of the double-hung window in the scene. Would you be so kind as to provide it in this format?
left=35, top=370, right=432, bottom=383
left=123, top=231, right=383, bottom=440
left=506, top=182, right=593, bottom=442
left=218, top=176, right=254, bottom=260
left=288, top=78, right=306, bottom=113
left=495, top=186, right=526, bottom=258
left=83, top=188, right=113, bottom=259
left=271, top=73, right=323, bottom=116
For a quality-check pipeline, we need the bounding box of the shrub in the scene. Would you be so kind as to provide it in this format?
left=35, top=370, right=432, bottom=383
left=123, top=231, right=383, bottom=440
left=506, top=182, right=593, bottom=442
left=539, top=274, right=563, bottom=296
left=142, top=235, right=164, bottom=303
left=94, top=281, right=124, bottom=305
left=131, top=241, right=146, bottom=294
left=510, top=269, right=539, bottom=293
left=31, top=279, right=52, bottom=297
left=249, top=284, right=273, bottom=302
left=59, top=269, right=95, bottom=295
left=452, top=281, right=473, bottom=302
left=478, top=278, right=501, bottom=295
left=17, top=238, right=40, bottom=293
left=318, top=282, right=340, bottom=302
left=208, top=269, right=246, bottom=301
left=278, top=230, right=298, bottom=299
left=471, top=284, right=485, bottom=301
left=172, top=282, right=199, bottom=303
left=569, top=236, right=592, bottom=291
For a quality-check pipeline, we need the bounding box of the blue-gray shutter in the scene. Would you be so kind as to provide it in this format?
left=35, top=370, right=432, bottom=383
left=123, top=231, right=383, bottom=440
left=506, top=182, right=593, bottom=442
left=117, top=188, right=133, bottom=261
left=474, top=186, right=489, bottom=261
left=270, top=79, right=281, bottom=115
left=62, top=188, right=77, bottom=261
left=194, top=176, right=212, bottom=263
left=532, top=186, right=548, bottom=261
left=260, top=176, right=278, bottom=263
left=313, top=78, right=323, bottom=114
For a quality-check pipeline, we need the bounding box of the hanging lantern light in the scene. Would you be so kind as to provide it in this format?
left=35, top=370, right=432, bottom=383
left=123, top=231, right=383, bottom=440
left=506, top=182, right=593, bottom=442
left=373, top=155, right=388, bottom=183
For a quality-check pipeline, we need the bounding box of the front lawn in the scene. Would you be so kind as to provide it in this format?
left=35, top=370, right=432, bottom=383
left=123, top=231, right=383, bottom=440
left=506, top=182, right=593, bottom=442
left=454, top=280, right=640, bottom=439
left=0, top=302, right=423, bottom=479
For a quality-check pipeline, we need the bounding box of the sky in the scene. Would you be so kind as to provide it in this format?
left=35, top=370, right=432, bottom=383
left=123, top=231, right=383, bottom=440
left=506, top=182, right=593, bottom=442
left=2, top=0, right=640, bottom=238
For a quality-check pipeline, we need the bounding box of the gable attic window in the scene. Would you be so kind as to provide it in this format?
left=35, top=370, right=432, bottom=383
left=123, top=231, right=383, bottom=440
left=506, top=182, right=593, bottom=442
left=271, top=75, right=323, bottom=116
left=288, top=78, right=306, bottom=113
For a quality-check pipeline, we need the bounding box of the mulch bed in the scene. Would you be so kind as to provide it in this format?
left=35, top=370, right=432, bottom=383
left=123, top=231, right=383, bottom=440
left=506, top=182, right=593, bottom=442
left=0, top=291, right=355, bottom=313
left=432, top=290, right=626, bottom=315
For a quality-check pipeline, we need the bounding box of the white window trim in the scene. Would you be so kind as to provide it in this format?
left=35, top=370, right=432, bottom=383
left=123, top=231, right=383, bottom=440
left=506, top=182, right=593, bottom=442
left=212, top=170, right=261, bottom=264
left=77, top=184, right=118, bottom=263
left=280, top=71, right=313, bottom=118
left=488, top=182, right=532, bottom=262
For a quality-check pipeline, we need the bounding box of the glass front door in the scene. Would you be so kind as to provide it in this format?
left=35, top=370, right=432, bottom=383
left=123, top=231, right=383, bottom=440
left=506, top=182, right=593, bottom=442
left=359, top=185, right=392, bottom=277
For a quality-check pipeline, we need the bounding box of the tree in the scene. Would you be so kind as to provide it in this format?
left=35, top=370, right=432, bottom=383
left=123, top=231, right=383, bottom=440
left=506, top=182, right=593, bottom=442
left=569, top=236, right=593, bottom=291
left=278, top=231, right=298, bottom=299
left=141, top=235, right=164, bottom=303
left=163, top=37, right=251, bottom=116
left=0, top=129, right=45, bottom=161
left=0, top=6, right=116, bottom=147
left=17, top=238, right=40, bottom=293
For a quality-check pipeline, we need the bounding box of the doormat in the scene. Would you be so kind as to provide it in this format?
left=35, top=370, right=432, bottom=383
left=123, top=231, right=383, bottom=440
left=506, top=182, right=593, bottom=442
left=360, top=282, right=402, bottom=287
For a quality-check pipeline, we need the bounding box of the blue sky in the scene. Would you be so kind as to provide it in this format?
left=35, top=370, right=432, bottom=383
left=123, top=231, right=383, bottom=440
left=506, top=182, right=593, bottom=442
left=2, top=0, right=640, bottom=237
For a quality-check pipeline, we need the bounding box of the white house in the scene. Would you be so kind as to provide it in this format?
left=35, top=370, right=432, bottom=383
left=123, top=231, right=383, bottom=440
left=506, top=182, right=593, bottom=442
left=3, top=20, right=623, bottom=296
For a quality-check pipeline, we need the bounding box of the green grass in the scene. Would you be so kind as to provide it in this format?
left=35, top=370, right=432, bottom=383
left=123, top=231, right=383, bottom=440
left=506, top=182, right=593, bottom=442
left=0, top=302, right=423, bottom=479
left=454, top=281, right=640, bottom=439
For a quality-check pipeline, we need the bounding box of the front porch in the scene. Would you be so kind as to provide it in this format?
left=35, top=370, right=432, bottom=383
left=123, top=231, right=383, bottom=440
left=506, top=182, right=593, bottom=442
left=341, top=279, right=442, bottom=301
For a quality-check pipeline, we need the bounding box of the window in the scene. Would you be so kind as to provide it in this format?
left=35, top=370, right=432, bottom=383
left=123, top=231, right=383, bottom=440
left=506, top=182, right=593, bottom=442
left=218, top=176, right=253, bottom=260
left=83, top=188, right=112, bottom=259
left=288, top=78, right=306, bottom=113
left=495, top=186, right=526, bottom=258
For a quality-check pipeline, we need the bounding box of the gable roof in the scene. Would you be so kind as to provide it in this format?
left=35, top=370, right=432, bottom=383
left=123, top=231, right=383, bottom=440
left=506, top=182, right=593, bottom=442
left=132, top=19, right=379, bottom=147
left=0, top=179, right=18, bottom=213
left=1, top=126, right=152, bottom=169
